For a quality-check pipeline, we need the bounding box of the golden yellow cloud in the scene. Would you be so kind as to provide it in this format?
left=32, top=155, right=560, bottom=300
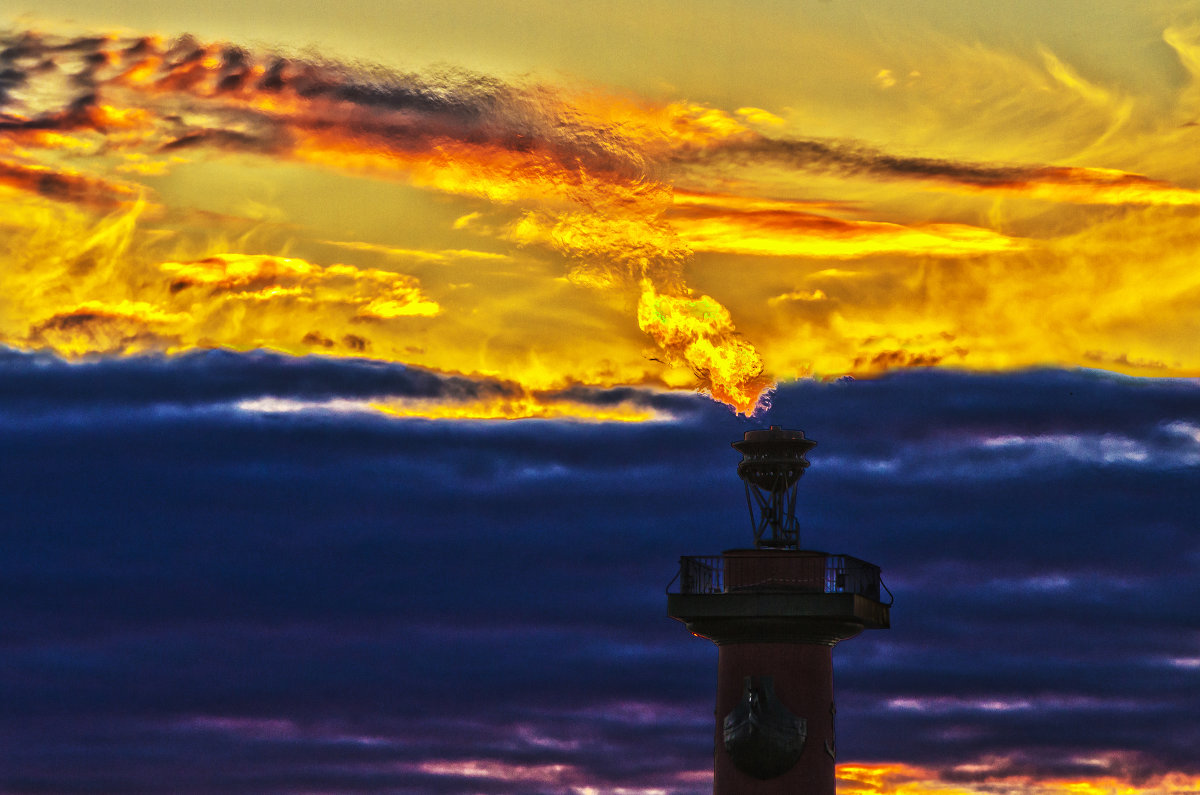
left=5, top=27, right=1200, bottom=418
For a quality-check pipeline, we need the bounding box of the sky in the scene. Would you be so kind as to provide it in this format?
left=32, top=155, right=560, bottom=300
left=1, top=1, right=1199, bottom=793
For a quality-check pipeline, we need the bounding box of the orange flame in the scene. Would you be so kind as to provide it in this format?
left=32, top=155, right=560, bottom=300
left=636, top=280, right=771, bottom=415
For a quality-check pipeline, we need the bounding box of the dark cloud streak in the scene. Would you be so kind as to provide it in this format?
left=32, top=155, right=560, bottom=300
left=678, top=135, right=1188, bottom=201
left=0, top=29, right=658, bottom=184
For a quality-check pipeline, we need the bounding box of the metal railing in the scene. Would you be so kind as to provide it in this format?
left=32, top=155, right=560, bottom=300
left=668, top=552, right=892, bottom=605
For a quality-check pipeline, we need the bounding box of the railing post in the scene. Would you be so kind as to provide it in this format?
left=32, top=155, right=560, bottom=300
left=672, top=552, right=884, bottom=600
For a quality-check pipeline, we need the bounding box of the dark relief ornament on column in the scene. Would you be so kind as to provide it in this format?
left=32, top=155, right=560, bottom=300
left=722, top=676, right=807, bottom=779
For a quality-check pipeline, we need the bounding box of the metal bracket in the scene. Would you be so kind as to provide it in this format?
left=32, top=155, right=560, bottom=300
left=825, top=702, right=837, bottom=759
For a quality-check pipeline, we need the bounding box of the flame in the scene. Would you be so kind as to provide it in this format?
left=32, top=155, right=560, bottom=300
left=636, top=280, right=771, bottom=415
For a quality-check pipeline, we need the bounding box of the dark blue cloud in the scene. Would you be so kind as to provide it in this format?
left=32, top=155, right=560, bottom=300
left=0, top=347, right=694, bottom=418
left=1, top=349, right=1198, bottom=793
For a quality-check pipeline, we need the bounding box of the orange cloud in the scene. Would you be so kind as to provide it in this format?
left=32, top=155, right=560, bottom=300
left=160, top=254, right=440, bottom=318
left=682, top=138, right=1200, bottom=206
left=836, top=761, right=1200, bottom=795
left=0, top=158, right=143, bottom=208
left=668, top=200, right=1024, bottom=258
left=0, top=196, right=441, bottom=361
left=27, top=299, right=187, bottom=356
left=369, top=393, right=661, bottom=422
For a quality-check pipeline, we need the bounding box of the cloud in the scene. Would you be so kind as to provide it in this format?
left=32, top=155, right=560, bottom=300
left=0, top=29, right=783, bottom=413
left=669, top=199, right=1024, bottom=258
left=680, top=136, right=1200, bottom=206
left=5, top=12, right=1200, bottom=795
left=318, top=239, right=512, bottom=264
left=0, top=345, right=691, bottom=422
left=26, top=298, right=187, bottom=354
left=8, top=27, right=1200, bottom=417
left=7, top=25, right=1200, bottom=413
left=160, top=253, right=440, bottom=318
left=0, top=157, right=144, bottom=207
left=1, top=357, right=1198, bottom=792
left=663, top=191, right=1024, bottom=261
left=0, top=196, right=444, bottom=359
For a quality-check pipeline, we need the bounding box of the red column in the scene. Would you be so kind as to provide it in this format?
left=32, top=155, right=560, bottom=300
left=713, top=643, right=836, bottom=795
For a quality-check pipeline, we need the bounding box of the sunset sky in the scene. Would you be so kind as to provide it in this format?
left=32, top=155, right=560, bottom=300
left=2, top=2, right=1199, bottom=793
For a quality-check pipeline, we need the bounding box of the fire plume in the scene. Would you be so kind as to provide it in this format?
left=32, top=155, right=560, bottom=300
left=637, top=281, right=771, bottom=415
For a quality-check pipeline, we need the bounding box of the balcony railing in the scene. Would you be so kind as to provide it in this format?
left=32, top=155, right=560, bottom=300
left=668, top=552, right=892, bottom=605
